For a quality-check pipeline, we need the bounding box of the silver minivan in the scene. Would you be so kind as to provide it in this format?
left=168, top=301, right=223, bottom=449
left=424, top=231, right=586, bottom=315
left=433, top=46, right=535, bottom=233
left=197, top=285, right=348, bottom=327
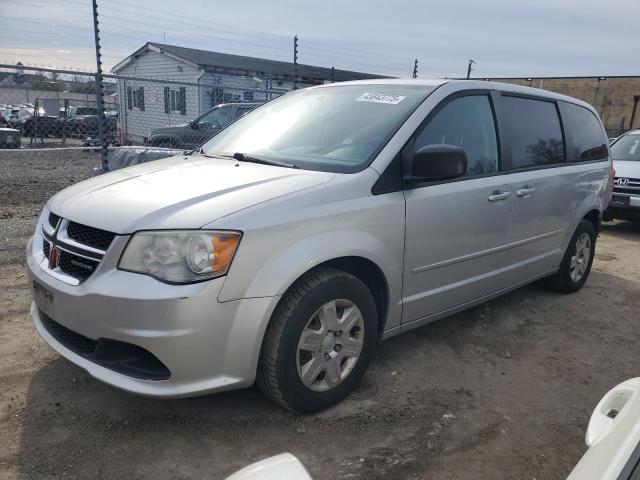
left=27, top=80, right=613, bottom=412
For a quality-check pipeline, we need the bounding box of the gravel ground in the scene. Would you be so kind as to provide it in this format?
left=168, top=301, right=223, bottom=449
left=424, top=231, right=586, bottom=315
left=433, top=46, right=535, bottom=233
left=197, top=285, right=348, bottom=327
left=1, top=152, right=639, bottom=479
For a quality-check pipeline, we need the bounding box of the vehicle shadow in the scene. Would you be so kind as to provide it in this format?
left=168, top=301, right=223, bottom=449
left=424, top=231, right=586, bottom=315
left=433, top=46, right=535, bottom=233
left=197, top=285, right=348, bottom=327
left=601, top=219, right=640, bottom=241
left=15, top=270, right=640, bottom=480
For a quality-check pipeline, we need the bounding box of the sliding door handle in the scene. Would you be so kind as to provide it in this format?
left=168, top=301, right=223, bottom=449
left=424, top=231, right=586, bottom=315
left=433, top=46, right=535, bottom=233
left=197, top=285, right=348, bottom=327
left=488, top=190, right=511, bottom=202
left=516, top=186, right=536, bottom=198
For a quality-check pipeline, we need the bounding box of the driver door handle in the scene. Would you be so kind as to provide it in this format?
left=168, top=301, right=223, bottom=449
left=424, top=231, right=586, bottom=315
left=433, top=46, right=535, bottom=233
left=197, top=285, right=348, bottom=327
left=516, top=186, right=536, bottom=198
left=488, top=190, right=511, bottom=202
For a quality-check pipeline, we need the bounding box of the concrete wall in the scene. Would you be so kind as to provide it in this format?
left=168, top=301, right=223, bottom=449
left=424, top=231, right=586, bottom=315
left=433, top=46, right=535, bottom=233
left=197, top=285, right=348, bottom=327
left=492, top=77, right=640, bottom=133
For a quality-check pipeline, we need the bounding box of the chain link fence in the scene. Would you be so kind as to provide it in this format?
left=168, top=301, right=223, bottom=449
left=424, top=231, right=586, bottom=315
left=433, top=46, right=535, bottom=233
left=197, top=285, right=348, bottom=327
left=2, top=63, right=639, bottom=171
left=0, top=64, right=289, bottom=170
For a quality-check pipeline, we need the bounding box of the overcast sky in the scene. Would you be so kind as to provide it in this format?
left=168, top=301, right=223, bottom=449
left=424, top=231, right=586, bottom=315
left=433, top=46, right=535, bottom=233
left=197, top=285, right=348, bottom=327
left=0, top=0, right=638, bottom=78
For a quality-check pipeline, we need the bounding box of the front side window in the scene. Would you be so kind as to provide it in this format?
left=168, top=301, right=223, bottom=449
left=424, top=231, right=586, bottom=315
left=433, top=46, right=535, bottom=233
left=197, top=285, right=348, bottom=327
left=202, top=84, right=433, bottom=172
left=502, top=96, right=564, bottom=169
left=611, top=133, right=640, bottom=162
left=414, top=95, right=499, bottom=176
left=234, top=106, right=254, bottom=119
left=562, top=102, right=608, bottom=161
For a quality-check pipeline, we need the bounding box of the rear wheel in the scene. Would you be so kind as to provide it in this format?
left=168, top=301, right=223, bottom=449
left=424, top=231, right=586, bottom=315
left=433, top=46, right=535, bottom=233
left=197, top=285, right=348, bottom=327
left=257, top=268, right=378, bottom=412
left=544, top=219, right=596, bottom=293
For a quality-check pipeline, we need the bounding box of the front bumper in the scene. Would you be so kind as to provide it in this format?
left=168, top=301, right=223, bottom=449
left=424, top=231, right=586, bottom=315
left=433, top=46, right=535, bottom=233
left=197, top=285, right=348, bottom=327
left=26, top=236, right=279, bottom=398
left=607, top=193, right=640, bottom=221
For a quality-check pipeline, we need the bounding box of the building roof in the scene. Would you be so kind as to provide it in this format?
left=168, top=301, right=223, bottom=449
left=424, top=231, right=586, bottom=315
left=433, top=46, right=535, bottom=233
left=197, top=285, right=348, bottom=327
left=112, top=42, right=387, bottom=82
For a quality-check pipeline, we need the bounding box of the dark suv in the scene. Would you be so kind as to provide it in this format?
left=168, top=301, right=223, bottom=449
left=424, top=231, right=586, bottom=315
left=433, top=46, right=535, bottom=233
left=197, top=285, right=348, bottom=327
left=146, top=103, right=260, bottom=149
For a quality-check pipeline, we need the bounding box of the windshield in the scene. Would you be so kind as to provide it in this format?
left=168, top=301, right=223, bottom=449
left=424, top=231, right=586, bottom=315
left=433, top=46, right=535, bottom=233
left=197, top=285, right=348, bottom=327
left=201, top=84, right=433, bottom=172
left=611, top=133, right=640, bottom=161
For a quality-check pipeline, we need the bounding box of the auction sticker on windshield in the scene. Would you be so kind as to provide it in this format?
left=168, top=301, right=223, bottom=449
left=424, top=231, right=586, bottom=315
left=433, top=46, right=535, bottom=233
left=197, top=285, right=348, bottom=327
left=356, top=92, right=406, bottom=105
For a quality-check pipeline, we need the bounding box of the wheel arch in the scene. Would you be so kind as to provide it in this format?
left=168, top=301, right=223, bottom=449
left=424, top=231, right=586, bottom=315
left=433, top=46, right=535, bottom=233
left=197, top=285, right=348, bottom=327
left=583, top=208, right=602, bottom=234
left=258, top=255, right=391, bottom=348
left=296, top=256, right=390, bottom=334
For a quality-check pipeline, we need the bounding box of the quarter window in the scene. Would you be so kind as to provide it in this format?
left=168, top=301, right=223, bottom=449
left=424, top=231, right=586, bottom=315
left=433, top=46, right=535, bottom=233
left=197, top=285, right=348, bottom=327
left=414, top=95, right=499, bottom=176
left=562, top=102, right=608, bottom=161
left=501, top=96, right=564, bottom=169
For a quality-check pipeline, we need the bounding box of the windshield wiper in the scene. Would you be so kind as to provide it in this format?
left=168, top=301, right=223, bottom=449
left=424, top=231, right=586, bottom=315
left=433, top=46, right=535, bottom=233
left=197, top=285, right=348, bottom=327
left=231, top=152, right=298, bottom=169
left=191, top=147, right=224, bottom=159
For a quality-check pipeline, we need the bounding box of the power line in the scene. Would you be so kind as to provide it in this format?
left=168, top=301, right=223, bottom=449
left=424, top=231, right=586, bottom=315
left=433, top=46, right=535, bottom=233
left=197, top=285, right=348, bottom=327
left=13, top=0, right=412, bottom=71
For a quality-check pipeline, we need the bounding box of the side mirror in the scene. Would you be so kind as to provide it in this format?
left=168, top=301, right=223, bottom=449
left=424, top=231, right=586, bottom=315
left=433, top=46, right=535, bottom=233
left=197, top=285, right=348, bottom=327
left=190, top=119, right=199, bottom=130
left=408, top=144, right=468, bottom=183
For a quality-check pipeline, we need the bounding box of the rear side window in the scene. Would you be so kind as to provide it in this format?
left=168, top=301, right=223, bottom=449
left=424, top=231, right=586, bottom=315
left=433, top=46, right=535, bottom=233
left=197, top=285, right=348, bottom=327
left=562, top=102, right=609, bottom=161
left=501, top=96, right=564, bottom=169
left=414, top=95, right=499, bottom=176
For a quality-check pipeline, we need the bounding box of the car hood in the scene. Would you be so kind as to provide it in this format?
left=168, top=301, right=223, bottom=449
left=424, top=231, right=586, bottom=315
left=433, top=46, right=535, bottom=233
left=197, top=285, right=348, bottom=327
left=47, top=155, right=335, bottom=233
left=613, top=160, right=640, bottom=179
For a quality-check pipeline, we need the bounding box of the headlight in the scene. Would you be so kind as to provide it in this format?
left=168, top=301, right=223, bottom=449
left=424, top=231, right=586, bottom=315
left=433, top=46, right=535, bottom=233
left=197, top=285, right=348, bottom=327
left=118, top=230, right=241, bottom=284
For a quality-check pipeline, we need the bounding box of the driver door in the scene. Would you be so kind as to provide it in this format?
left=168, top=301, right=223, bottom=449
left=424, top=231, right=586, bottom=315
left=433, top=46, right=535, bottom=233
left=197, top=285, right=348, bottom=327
left=403, top=92, right=517, bottom=325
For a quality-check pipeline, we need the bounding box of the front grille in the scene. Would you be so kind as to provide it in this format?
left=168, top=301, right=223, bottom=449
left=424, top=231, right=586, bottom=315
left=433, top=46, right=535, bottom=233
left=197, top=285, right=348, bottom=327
left=614, top=177, right=640, bottom=195
left=40, top=214, right=117, bottom=283
left=67, top=221, right=116, bottom=251
left=58, top=250, right=99, bottom=281
left=48, top=211, right=61, bottom=228
left=39, top=309, right=171, bottom=381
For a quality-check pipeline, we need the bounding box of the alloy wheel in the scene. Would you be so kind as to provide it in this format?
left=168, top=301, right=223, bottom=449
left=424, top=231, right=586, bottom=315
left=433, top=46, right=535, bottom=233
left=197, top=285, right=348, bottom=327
left=569, top=232, right=591, bottom=282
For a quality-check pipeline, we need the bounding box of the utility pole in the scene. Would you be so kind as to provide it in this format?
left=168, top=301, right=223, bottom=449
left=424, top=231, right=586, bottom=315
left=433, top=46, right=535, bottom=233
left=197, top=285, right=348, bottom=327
left=292, top=35, right=298, bottom=90
left=466, top=59, right=475, bottom=79
left=92, top=0, right=108, bottom=172
left=412, top=59, right=418, bottom=79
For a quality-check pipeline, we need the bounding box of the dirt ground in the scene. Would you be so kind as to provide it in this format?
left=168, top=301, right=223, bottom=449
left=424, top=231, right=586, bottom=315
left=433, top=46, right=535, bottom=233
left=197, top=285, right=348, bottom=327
left=1, top=152, right=639, bottom=480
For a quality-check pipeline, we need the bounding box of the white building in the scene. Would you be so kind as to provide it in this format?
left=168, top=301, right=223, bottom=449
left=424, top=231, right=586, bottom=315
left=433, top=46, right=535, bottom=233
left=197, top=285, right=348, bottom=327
left=112, top=42, right=384, bottom=144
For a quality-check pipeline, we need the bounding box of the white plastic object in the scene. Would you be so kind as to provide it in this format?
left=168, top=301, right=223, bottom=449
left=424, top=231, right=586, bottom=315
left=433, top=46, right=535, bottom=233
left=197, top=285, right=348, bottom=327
left=586, top=378, right=640, bottom=446
left=225, top=453, right=313, bottom=480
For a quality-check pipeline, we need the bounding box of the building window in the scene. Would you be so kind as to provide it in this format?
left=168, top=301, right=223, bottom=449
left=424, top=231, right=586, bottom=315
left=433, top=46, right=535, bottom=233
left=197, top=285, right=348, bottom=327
left=127, top=86, right=145, bottom=111
left=164, top=86, right=186, bottom=115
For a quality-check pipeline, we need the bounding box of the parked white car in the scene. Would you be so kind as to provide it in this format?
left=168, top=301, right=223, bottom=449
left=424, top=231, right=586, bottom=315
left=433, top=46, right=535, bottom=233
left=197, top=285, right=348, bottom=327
left=27, top=79, right=612, bottom=411
left=568, top=378, right=640, bottom=479
left=606, top=130, right=640, bottom=222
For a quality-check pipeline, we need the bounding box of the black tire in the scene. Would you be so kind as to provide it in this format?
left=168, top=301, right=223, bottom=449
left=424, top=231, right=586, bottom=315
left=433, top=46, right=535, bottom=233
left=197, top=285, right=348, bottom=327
left=543, top=219, right=596, bottom=293
left=257, top=267, right=378, bottom=413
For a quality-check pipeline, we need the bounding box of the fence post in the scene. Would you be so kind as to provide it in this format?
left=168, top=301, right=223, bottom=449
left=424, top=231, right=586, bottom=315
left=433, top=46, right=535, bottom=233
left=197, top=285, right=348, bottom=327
left=92, top=0, right=109, bottom=172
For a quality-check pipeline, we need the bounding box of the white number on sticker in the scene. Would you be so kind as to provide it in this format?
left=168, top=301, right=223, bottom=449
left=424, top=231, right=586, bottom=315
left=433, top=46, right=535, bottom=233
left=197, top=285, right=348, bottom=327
left=356, top=93, right=406, bottom=105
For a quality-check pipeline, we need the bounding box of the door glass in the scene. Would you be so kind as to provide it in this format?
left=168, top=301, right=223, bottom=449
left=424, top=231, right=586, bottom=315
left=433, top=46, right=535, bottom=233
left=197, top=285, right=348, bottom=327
left=234, top=107, right=253, bottom=119
left=501, top=96, right=564, bottom=169
left=199, top=107, right=232, bottom=128
left=415, top=95, right=499, bottom=176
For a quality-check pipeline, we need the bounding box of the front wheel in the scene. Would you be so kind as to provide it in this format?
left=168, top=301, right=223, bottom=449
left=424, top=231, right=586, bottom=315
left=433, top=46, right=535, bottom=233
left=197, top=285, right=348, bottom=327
left=543, top=219, right=596, bottom=293
left=257, top=268, right=378, bottom=412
